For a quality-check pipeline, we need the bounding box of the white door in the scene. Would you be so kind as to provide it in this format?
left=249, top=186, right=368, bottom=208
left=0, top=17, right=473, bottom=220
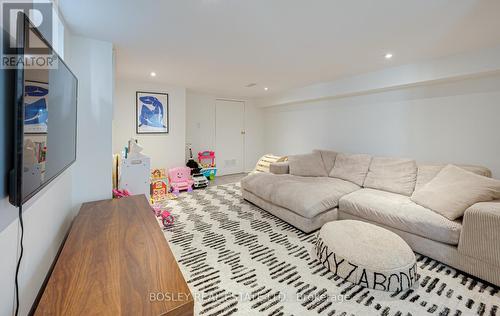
left=215, top=100, right=245, bottom=176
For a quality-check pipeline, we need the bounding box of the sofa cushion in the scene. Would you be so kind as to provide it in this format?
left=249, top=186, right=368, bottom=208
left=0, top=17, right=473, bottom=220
left=288, top=152, right=328, bottom=177
left=313, top=149, right=337, bottom=174
left=415, top=163, right=492, bottom=191
left=241, top=173, right=360, bottom=218
left=411, top=165, right=500, bottom=220
left=329, top=153, right=372, bottom=186
left=241, top=173, right=281, bottom=202
left=363, top=157, right=417, bottom=196
left=269, top=161, right=290, bottom=175
left=339, top=188, right=462, bottom=245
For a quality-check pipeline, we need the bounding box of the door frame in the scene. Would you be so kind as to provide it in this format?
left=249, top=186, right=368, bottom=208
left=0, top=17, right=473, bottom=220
left=215, top=98, right=246, bottom=175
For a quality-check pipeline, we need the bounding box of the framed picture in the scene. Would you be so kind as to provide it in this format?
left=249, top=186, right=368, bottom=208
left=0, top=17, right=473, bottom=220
left=24, top=80, right=49, bottom=134
left=136, top=91, right=169, bottom=134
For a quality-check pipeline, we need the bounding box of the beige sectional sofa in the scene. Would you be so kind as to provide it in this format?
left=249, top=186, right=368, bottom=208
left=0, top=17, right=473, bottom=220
left=240, top=149, right=500, bottom=286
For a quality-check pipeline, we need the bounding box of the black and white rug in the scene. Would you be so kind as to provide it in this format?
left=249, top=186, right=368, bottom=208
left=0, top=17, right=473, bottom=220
left=161, top=183, right=499, bottom=316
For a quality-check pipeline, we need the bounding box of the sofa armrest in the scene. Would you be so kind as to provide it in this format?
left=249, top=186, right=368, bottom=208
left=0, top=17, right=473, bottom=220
left=269, top=162, right=289, bottom=175
left=458, top=200, right=500, bottom=266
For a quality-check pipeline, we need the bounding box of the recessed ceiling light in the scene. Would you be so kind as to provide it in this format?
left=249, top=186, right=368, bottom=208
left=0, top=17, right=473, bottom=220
left=385, top=53, right=393, bottom=60
left=150, top=72, right=157, bottom=77
left=264, top=87, right=269, bottom=91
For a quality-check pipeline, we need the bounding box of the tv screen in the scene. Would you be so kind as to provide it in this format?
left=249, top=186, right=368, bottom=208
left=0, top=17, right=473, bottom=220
left=9, top=14, right=77, bottom=206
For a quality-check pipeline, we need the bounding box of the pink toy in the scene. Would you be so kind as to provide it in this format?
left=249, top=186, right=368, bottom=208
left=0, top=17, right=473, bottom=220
left=160, top=210, right=174, bottom=227
left=151, top=206, right=175, bottom=227
left=113, top=189, right=131, bottom=199
left=168, top=167, right=194, bottom=195
left=152, top=206, right=162, bottom=217
left=198, top=150, right=215, bottom=168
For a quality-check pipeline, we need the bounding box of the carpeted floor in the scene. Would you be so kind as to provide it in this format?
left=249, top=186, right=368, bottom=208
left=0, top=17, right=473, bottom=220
left=160, top=183, right=499, bottom=316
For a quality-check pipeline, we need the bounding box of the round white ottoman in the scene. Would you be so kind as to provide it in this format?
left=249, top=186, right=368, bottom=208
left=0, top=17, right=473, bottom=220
left=315, top=220, right=417, bottom=292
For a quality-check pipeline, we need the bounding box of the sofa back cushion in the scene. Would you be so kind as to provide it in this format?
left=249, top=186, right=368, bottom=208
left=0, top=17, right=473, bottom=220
left=415, top=164, right=492, bottom=191
left=288, top=152, right=328, bottom=177
left=411, top=165, right=500, bottom=220
left=313, top=149, right=337, bottom=174
left=329, top=153, right=371, bottom=186
left=364, top=157, right=417, bottom=196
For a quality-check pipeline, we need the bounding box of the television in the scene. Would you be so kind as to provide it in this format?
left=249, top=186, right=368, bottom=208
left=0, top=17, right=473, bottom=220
left=9, top=13, right=78, bottom=206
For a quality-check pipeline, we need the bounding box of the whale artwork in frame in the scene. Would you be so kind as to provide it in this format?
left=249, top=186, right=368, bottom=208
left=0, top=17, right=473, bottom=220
left=24, top=81, right=49, bottom=134
left=136, top=91, right=169, bottom=134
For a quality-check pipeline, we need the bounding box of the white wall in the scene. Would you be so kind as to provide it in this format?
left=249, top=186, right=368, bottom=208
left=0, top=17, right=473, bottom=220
left=65, top=34, right=114, bottom=206
left=264, top=73, right=500, bottom=178
left=0, top=14, right=114, bottom=316
left=113, top=80, right=186, bottom=169
left=185, top=91, right=215, bottom=160
left=244, top=99, right=266, bottom=172
left=186, top=90, right=265, bottom=172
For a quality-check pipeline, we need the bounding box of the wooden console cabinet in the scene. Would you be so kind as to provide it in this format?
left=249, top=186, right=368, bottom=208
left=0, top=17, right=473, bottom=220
left=34, top=195, right=193, bottom=316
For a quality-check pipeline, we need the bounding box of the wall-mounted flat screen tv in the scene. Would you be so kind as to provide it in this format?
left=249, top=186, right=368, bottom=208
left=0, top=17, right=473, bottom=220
left=9, top=13, right=78, bottom=206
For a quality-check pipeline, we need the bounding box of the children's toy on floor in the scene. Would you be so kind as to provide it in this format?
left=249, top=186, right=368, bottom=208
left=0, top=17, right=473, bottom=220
left=201, top=167, right=217, bottom=180
left=152, top=206, right=162, bottom=217
left=186, top=146, right=208, bottom=189
left=160, top=210, right=174, bottom=227
left=198, top=150, right=217, bottom=180
left=150, top=168, right=176, bottom=202
left=113, top=188, right=131, bottom=199
left=198, top=150, right=215, bottom=168
left=168, top=167, right=194, bottom=195
left=192, top=171, right=209, bottom=189
left=152, top=206, right=175, bottom=228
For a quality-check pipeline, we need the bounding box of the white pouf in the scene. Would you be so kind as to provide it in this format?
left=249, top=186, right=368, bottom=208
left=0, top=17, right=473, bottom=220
left=315, top=220, right=417, bottom=292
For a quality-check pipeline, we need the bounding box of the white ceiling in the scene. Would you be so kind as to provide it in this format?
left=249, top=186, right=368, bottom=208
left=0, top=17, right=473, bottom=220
left=58, top=0, right=500, bottom=98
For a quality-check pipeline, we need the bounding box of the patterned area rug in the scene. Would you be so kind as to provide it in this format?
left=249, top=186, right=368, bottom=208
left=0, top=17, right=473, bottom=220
left=161, top=183, right=499, bottom=316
